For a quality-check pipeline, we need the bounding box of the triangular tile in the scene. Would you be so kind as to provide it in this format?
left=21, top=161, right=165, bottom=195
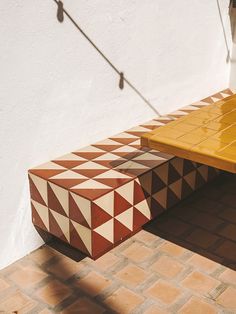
left=137, top=171, right=152, bottom=195
left=72, top=169, right=108, bottom=178
left=48, top=183, right=68, bottom=216
left=70, top=220, right=91, bottom=254
left=150, top=197, right=165, bottom=218
left=154, top=163, right=169, bottom=185
left=48, top=183, right=69, bottom=216
left=151, top=171, right=166, bottom=194
left=92, top=231, right=113, bottom=258
left=181, top=178, right=194, bottom=199
left=208, top=167, right=218, bottom=181
left=49, top=210, right=69, bottom=243
left=169, top=179, right=182, bottom=199
left=114, top=219, right=131, bottom=242
left=31, top=200, right=49, bottom=230
left=29, top=173, right=48, bottom=205
left=133, top=207, right=150, bottom=229
left=167, top=187, right=180, bottom=208
left=115, top=181, right=134, bottom=205
left=135, top=199, right=151, bottom=220
left=91, top=203, right=112, bottom=229
left=95, top=178, right=131, bottom=189
left=29, top=175, right=47, bottom=206
left=171, top=158, right=184, bottom=176
left=195, top=171, right=206, bottom=188
left=184, top=171, right=196, bottom=190
left=198, top=165, right=208, bottom=181
left=183, top=160, right=196, bottom=175
left=69, top=192, right=91, bottom=228
left=94, top=219, right=114, bottom=243
left=70, top=188, right=111, bottom=201
left=94, top=191, right=114, bottom=217
left=114, top=191, right=132, bottom=216
left=115, top=208, right=133, bottom=231
left=134, top=180, right=147, bottom=205
left=152, top=187, right=168, bottom=209
left=71, top=179, right=112, bottom=190
left=168, top=163, right=181, bottom=184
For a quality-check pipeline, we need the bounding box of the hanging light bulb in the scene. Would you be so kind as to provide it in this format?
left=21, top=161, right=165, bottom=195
left=119, top=72, right=124, bottom=90
left=57, top=1, right=64, bottom=23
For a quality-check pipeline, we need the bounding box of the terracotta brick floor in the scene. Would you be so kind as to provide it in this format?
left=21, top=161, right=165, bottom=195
left=1, top=172, right=236, bottom=313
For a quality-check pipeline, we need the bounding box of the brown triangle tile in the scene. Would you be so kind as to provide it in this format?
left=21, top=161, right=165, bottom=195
left=109, top=138, right=137, bottom=145
left=48, top=183, right=67, bottom=216
left=95, top=178, right=132, bottom=189
left=167, top=187, right=180, bottom=208
left=92, top=231, right=113, bottom=259
left=134, top=160, right=162, bottom=168
left=93, top=144, right=123, bottom=152
left=212, top=92, right=223, bottom=99
left=114, top=191, right=132, bottom=216
left=69, top=194, right=90, bottom=228
left=221, top=88, right=233, bottom=95
left=72, top=169, right=108, bottom=178
left=168, top=163, right=181, bottom=184
left=150, top=197, right=165, bottom=218
left=133, top=180, right=147, bottom=205
left=73, top=152, right=105, bottom=160
left=29, top=177, right=47, bottom=206
left=152, top=172, right=166, bottom=194
left=114, top=219, right=131, bottom=242
left=53, top=160, right=87, bottom=168
left=32, top=202, right=48, bottom=230
left=49, top=210, right=68, bottom=243
left=70, top=221, right=90, bottom=255
left=70, top=188, right=111, bottom=201
left=195, top=171, right=206, bottom=188
left=181, top=178, right=193, bottom=199
left=183, top=160, right=196, bottom=175
left=91, top=204, right=112, bottom=229
left=133, top=207, right=149, bottom=229
left=49, top=178, right=87, bottom=189
left=126, top=131, right=147, bottom=136
left=117, top=168, right=148, bottom=177
left=201, top=97, right=214, bottom=103
left=29, top=169, right=66, bottom=179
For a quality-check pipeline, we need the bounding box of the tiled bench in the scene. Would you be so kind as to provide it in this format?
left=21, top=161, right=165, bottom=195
left=28, top=89, right=233, bottom=259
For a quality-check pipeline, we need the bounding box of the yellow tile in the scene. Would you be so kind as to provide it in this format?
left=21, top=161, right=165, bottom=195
left=206, top=121, right=230, bottom=131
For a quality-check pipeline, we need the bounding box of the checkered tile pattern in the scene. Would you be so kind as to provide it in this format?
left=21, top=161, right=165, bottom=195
left=28, top=89, right=234, bottom=259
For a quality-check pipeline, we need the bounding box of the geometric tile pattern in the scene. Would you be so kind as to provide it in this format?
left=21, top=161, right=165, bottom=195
left=141, top=93, right=236, bottom=173
left=29, top=89, right=233, bottom=259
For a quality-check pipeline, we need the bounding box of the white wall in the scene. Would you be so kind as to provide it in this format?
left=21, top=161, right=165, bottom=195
left=0, top=0, right=232, bottom=269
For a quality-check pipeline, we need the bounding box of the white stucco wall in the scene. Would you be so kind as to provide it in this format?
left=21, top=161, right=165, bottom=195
left=0, top=0, right=232, bottom=269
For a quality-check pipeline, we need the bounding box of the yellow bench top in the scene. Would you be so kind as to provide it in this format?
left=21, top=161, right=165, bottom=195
left=141, top=95, right=236, bottom=173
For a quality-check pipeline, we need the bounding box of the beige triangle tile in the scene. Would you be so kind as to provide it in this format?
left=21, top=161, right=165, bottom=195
left=184, top=171, right=196, bottom=189
left=169, top=179, right=182, bottom=199
left=153, top=163, right=169, bottom=185
left=54, top=153, right=86, bottom=161
left=29, top=173, right=48, bottom=205
left=74, top=146, right=104, bottom=153
left=71, top=220, right=92, bottom=254
left=95, top=138, right=122, bottom=146
left=94, top=170, right=131, bottom=179
left=93, top=153, right=124, bottom=161
left=70, top=192, right=91, bottom=227
left=71, top=179, right=112, bottom=190
left=135, top=200, right=151, bottom=219
left=50, top=209, right=70, bottom=242
left=50, top=170, right=87, bottom=179
left=111, top=132, right=138, bottom=139
left=115, top=208, right=133, bottom=230
left=152, top=188, right=168, bottom=208
left=112, top=146, right=138, bottom=153
left=115, top=161, right=148, bottom=170
left=48, top=183, right=69, bottom=216
left=33, top=161, right=66, bottom=170
left=94, top=219, right=114, bottom=243
left=116, top=181, right=134, bottom=205
left=73, top=161, right=108, bottom=170
left=32, top=200, right=49, bottom=230
left=94, top=191, right=114, bottom=217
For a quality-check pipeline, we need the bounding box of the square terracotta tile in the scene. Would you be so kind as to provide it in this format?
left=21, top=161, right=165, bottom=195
left=145, top=280, right=182, bottom=304
left=47, top=257, right=85, bottom=280
left=214, top=240, right=236, bottom=261
left=121, top=242, right=154, bottom=263
left=91, top=252, right=120, bottom=271
left=104, top=287, right=143, bottom=314
left=144, top=305, right=169, bottom=314
left=151, top=255, right=184, bottom=279
left=218, top=224, right=236, bottom=241
left=134, top=229, right=159, bottom=245
left=216, top=287, right=236, bottom=310
left=178, top=296, right=218, bottom=314
left=9, top=265, right=47, bottom=289
left=29, top=246, right=58, bottom=265
left=186, top=254, right=220, bottom=273
left=115, top=264, right=149, bottom=287
left=219, top=268, right=236, bottom=285
left=159, top=241, right=186, bottom=257
left=76, top=271, right=111, bottom=297
left=181, top=271, right=220, bottom=295
left=186, top=229, right=219, bottom=249
left=0, top=291, right=36, bottom=313
left=36, top=280, right=71, bottom=306
left=61, top=297, right=106, bottom=314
